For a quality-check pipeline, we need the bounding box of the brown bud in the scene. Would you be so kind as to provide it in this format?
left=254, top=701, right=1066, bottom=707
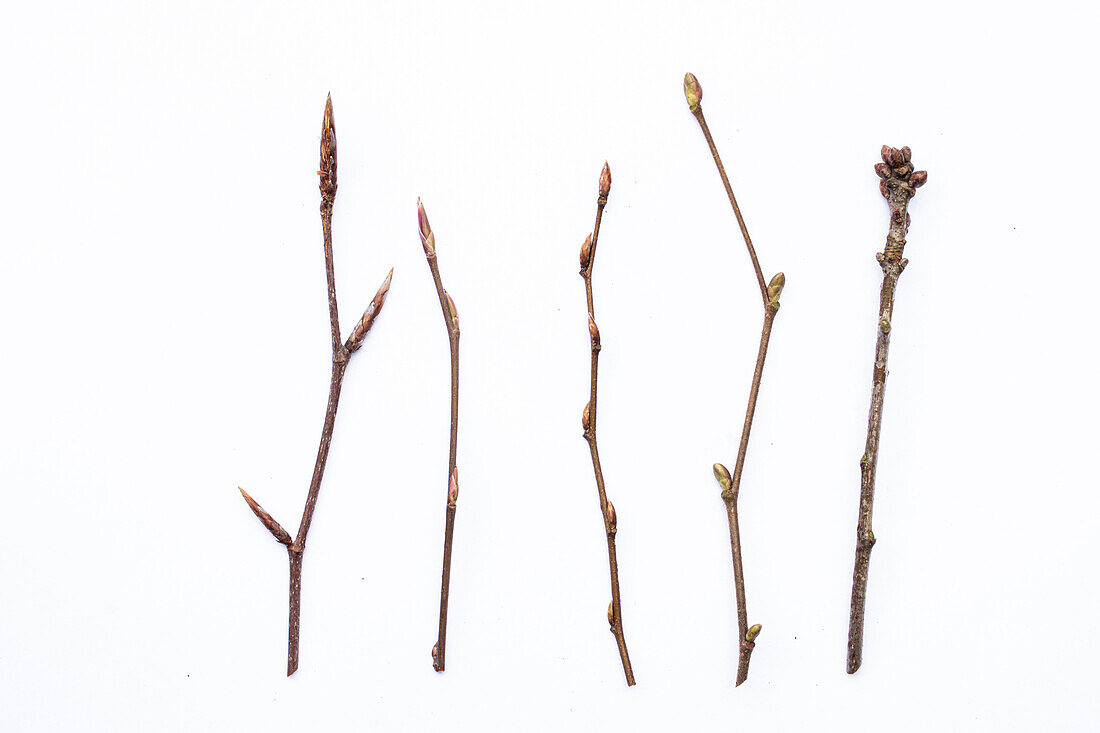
left=431, top=643, right=439, bottom=664
left=886, top=146, right=904, bottom=168
left=880, top=145, right=892, bottom=165
left=448, top=467, right=459, bottom=506
left=319, top=93, right=338, bottom=202
left=239, top=487, right=293, bottom=546
left=874, top=162, right=890, bottom=179
left=684, top=72, right=703, bottom=112
left=599, top=162, right=611, bottom=199
left=767, top=272, right=785, bottom=303
left=606, top=501, right=617, bottom=531
left=417, top=199, right=436, bottom=256
left=607, top=601, right=615, bottom=627
left=444, top=290, right=459, bottom=329
left=588, top=314, right=600, bottom=347
left=579, top=234, right=592, bottom=269
left=346, top=268, right=394, bottom=352
left=910, top=170, right=928, bottom=188
left=582, top=402, right=591, bottom=431
left=901, top=146, right=912, bottom=162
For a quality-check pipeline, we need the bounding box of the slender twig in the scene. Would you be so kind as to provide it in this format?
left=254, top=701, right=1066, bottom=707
left=847, top=146, right=928, bottom=674
left=238, top=94, right=394, bottom=676
left=418, top=201, right=462, bottom=673
left=684, top=73, right=784, bottom=686
left=577, top=162, right=636, bottom=687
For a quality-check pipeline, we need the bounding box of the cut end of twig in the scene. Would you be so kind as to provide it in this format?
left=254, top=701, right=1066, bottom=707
left=684, top=72, right=702, bottom=112
left=319, top=93, right=338, bottom=203
left=579, top=234, right=592, bottom=270
left=746, top=623, right=762, bottom=642
left=599, top=162, right=612, bottom=199
left=713, top=463, right=733, bottom=500
left=239, top=487, right=293, bottom=546
left=448, top=467, right=459, bottom=507
left=346, top=268, right=394, bottom=352
left=582, top=401, right=591, bottom=432
left=417, top=198, right=436, bottom=255
left=767, top=272, right=785, bottom=304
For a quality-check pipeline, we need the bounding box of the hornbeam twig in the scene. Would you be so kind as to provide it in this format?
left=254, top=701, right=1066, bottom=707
left=238, top=94, right=393, bottom=676
left=846, top=146, right=927, bottom=674
left=684, top=73, right=784, bottom=686
left=418, top=200, right=462, bottom=673
left=578, top=162, right=636, bottom=686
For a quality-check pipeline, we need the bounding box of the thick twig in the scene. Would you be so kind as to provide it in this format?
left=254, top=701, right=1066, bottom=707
left=846, top=146, right=927, bottom=675
left=685, top=73, right=784, bottom=686
left=419, top=201, right=462, bottom=673
left=578, top=162, right=636, bottom=687
left=238, top=94, right=393, bottom=676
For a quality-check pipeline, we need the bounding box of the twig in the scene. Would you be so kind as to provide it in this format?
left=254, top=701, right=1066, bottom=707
left=238, top=94, right=393, bottom=676
left=846, top=146, right=927, bottom=674
left=684, top=73, right=784, bottom=686
left=418, top=201, right=462, bottom=673
left=578, top=162, right=636, bottom=687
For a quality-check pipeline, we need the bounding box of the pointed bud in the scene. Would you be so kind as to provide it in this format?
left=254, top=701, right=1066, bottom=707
left=874, top=162, right=890, bottom=179
left=431, top=643, right=439, bottom=665
left=448, top=467, right=459, bottom=506
left=910, top=170, right=928, bottom=188
left=886, top=146, right=904, bottom=168
left=767, top=272, right=785, bottom=303
left=417, top=199, right=436, bottom=256
left=444, top=290, right=459, bottom=329
left=582, top=402, right=591, bottom=431
left=579, top=234, right=592, bottom=269
left=346, top=268, right=394, bottom=352
left=746, top=623, right=762, bottom=642
left=607, top=601, right=615, bottom=627
left=588, top=314, right=600, bottom=347
left=319, top=93, right=338, bottom=203
left=239, top=487, right=293, bottom=546
left=713, top=463, right=733, bottom=499
left=599, top=162, right=611, bottom=199
left=880, top=145, right=892, bottom=164
left=606, top=501, right=617, bottom=532
left=684, top=72, right=703, bottom=112
left=901, top=146, right=912, bottom=162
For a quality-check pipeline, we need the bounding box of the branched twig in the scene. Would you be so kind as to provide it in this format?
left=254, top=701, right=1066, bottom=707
left=238, top=94, right=393, bottom=676
left=684, top=73, right=784, bottom=686
left=418, top=201, right=462, bottom=673
left=846, top=146, right=927, bottom=674
left=578, top=162, right=636, bottom=687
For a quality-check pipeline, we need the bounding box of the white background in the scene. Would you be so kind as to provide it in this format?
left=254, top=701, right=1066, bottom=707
left=2, top=1, right=1098, bottom=730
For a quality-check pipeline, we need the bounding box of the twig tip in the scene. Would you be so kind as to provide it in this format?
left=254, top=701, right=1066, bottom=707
left=684, top=72, right=702, bottom=112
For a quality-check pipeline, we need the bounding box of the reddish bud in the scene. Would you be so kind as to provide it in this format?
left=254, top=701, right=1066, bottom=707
left=880, top=145, right=892, bottom=165
left=444, top=290, right=459, bottom=329
left=683, top=72, right=703, bottom=112
left=239, top=487, right=293, bottom=546
left=910, top=170, right=928, bottom=188
left=582, top=402, right=591, bottom=431
left=607, top=601, right=615, bottom=627
left=431, top=643, right=439, bottom=664
left=588, top=314, right=600, bottom=346
left=874, top=162, right=890, bottom=179
left=901, top=146, right=912, bottom=162
left=319, top=93, right=338, bottom=202
left=599, top=162, right=611, bottom=199
left=579, top=234, right=592, bottom=269
left=606, top=501, right=617, bottom=531
left=346, top=268, right=394, bottom=352
left=886, top=146, right=904, bottom=168
left=417, top=199, right=436, bottom=255
left=448, top=467, right=459, bottom=506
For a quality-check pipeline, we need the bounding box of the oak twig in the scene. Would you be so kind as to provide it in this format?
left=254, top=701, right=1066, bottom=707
left=578, top=162, right=636, bottom=686
left=846, top=146, right=927, bottom=674
left=685, top=73, right=784, bottom=686
left=418, top=201, right=462, bottom=673
left=238, top=94, right=393, bottom=676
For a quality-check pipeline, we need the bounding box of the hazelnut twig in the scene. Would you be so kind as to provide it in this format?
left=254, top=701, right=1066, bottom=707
left=578, top=162, right=636, bottom=686
left=238, top=94, right=393, bottom=676
left=846, top=146, right=927, bottom=674
left=684, top=73, right=784, bottom=686
left=418, top=201, right=462, bottom=673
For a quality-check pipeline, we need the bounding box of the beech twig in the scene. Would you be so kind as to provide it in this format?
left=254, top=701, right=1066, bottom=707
left=578, top=162, right=636, bottom=686
left=846, top=146, right=927, bottom=674
left=684, top=73, right=784, bottom=686
left=238, top=94, right=393, bottom=676
left=418, top=201, right=462, bottom=673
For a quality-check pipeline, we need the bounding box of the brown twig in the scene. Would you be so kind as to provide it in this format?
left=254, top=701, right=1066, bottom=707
left=238, top=94, right=393, bottom=676
left=418, top=201, right=462, bottom=673
left=846, top=146, right=927, bottom=674
left=685, top=73, right=784, bottom=686
left=578, top=162, right=636, bottom=687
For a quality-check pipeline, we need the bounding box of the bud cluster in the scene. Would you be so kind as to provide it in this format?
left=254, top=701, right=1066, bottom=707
left=874, top=145, right=927, bottom=200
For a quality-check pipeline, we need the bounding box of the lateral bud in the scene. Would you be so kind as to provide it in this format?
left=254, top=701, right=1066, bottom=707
left=599, top=162, right=611, bottom=199
left=713, top=463, right=733, bottom=499
left=239, top=487, right=293, bottom=546
left=746, top=623, right=762, bottom=642
left=588, top=314, right=600, bottom=348
left=767, top=272, right=785, bottom=303
left=607, top=601, right=615, bottom=627
left=579, top=234, right=592, bottom=270
left=417, top=199, right=436, bottom=256
left=346, top=268, right=394, bottom=352
left=431, top=643, right=439, bottom=666
left=582, top=402, right=591, bottom=432
left=444, top=290, right=459, bottom=330
left=606, top=501, right=617, bottom=533
left=684, top=72, right=703, bottom=112
left=448, top=467, right=459, bottom=507
left=909, top=170, right=928, bottom=188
